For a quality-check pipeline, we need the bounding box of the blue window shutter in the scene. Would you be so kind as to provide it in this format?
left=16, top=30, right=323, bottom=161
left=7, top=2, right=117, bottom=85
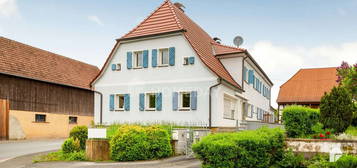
left=169, top=47, right=175, bottom=66
left=172, top=92, right=178, bottom=111
left=243, top=67, right=247, bottom=81
left=124, top=94, right=130, bottom=111
left=251, top=105, right=254, bottom=118
left=248, top=70, right=252, bottom=84
left=156, top=93, right=162, bottom=111
left=111, top=64, right=116, bottom=71
left=139, top=93, right=145, bottom=111
left=143, top=50, right=149, bottom=68
left=152, top=49, right=157, bottom=67
left=190, top=91, right=197, bottom=110
left=188, top=57, right=195, bottom=64
left=127, top=52, right=132, bottom=69
left=109, top=94, right=114, bottom=111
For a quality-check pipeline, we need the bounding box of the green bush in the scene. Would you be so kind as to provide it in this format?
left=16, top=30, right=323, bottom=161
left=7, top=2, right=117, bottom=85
left=334, top=155, right=357, bottom=168
left=61, top=137, right=81, bottom=154
left=282, top=105, right=320, bottom=138
left=320, top=86, right=354, bottom=134
left=275, top=149, right=305, bottom=168
left=33, top=150, right=86, bottom=163
left=192, top=127, right=285, bottom=168
left=110, top=125, right=172, bottom=161
left=69, top=125, right=88, bottom=150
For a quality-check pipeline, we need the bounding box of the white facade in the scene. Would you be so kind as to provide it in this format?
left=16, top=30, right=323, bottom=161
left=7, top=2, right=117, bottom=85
left=93, top=33, right=273, bottom=127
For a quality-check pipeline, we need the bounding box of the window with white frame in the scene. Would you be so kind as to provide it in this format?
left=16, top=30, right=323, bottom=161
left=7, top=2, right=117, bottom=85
left=133, top=51, right=143, bottom=68
left=159, top=48, right=169, bottom=66
left=223, top=95, right=236, bottom=120
left=115, top=94, right=125, bottom=111
left=146, top=93, right=157, bottom=110
left=179, top=92, right=190, bottom=110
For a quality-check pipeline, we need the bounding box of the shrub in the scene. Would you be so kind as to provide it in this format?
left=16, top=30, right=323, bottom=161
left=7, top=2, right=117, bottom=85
left=320, top=86, right=354, bottom=133
left=275, top=149, right=305, bottom=168
left=62, top=137, right=81, bottom=154
left=334, top=155, right=357, bottom=168
left=33, top=150, right=86, bottom=163
left=282, top=105, right=320, bottom=138
left=110, top=125, right=172, bottom=161
left=69, top=125, right=88, bottom=150
left=192, top=127, right=285, bottom=168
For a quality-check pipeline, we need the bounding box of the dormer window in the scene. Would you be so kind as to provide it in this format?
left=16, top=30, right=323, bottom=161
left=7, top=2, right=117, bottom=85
left=159, top=48, right=169, bottom=66
left=133, top=51, right=143, bottom=68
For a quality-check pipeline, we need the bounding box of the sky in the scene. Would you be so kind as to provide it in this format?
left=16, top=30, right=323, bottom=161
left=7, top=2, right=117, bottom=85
left=0, top=0, right=356, bottom=107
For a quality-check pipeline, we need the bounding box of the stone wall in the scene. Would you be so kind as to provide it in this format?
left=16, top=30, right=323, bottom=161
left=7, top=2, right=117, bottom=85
left=286, top=138, right=357, bottom=155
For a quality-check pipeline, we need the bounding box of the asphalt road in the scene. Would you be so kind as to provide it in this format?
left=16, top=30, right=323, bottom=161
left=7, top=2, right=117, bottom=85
left=0, top=139, right=64, bottom=162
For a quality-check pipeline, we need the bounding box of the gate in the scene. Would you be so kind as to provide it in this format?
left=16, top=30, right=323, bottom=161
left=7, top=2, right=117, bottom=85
left=0, top=99, right=9, bottom=140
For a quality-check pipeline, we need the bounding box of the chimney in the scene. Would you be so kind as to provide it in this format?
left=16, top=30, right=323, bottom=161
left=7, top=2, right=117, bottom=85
left=174, top=2, right=185, bottom=12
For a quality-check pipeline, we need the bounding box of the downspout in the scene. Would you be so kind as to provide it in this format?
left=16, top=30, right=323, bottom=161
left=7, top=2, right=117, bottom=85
left=93, top=90, right=103, bottom=125
left=209, top=78, right=222, bottom=128
left=242, top=54, right=249, bottom=90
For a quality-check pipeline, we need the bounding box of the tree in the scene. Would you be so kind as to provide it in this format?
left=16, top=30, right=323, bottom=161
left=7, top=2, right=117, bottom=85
left=320, top=86, right=354, bottom=133
left=336, top=61, right=357, bottom=101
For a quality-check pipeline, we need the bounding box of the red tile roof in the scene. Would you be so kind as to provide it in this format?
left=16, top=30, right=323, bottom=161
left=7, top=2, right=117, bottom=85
left=0, top=36, right=100, bottom=89
left=277, top=67, right=338, bottom=103
left=109, top=0, right=241, bottom=89
left=212, top=42, right=245, bottom=55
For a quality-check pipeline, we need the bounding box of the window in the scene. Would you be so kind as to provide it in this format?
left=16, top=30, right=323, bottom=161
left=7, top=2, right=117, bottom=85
left=224, top=95, right=236, bottom=119
left=133, top=51, right=143, bottom=68
left=179, top=92, right=191, bottom=109
left=115, top=94, right=125, bottom=111
left=183, top=57, right=189, bottom=65
left=69, top=116, right=78, bottom=124
left=243, top=66, right=248, bottom=82
left=146, top=93, right=157, bottom=110
left=35, top=114, right=46, bottom=123
left=159, top=48, right=169, bottom=66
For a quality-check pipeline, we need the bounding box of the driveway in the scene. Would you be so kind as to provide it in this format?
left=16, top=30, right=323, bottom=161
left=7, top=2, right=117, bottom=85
left=0, top=139, right=64, bottom=162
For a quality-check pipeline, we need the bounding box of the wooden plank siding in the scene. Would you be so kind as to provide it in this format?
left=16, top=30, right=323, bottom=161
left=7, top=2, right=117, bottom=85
left=0, top=99, right=9, bottom=139
left=0, top=73, right=94, bottom=116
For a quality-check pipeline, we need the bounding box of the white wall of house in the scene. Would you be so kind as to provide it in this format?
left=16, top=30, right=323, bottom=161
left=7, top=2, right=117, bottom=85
left=220, top=57, right=243, bottom=86
left=93, top=34, right=231, bottom=126
left=242, top=59, right=273, bottom=121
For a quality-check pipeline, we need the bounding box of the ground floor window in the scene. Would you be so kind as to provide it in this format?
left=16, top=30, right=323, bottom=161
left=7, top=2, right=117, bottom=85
left=69, top=116, right=78, bottom=124
left=115, top=94, right=125, bottom=111
left=35, top=114, right=46, bottom=123
left=224, top=95, right=236, bottom=120
left=179, top=92, right=191, bottom=110
left=146, top=93, right=157, bottom=110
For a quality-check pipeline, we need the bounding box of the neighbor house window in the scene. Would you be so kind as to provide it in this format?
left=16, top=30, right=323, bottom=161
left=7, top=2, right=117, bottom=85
left=223, top=95, right=236, bottom=120
left=179, top=92, right=191, bottom=110
left=133, top=51, right=143, bottom=68
left=115, top=94, right=125, bottom=111
left=146, top=93, right=157, bottom=110
left=35, top=114, right=46, bottom=123
left=69, top=116, right=78, bottom=124
left=159, top=48, right=169, bottom=66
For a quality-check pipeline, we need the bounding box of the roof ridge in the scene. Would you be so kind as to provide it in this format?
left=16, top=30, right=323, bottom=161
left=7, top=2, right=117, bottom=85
left=300, top=67, right=337, bottom=70
left=0, top=36, right=99, bottom=69
left=211, top=42, right=247, bottom=51
left=167, top=0, right=184, bottom=30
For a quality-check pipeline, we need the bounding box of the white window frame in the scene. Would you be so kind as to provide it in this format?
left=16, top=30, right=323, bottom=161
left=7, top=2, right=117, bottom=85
left=145, top=93, right=157, bottom=111
left=133, top=51, right=143, bottom=68
left=223, top=94, right=237, bottom=120
left=158, top=48, right=169, bottom=66
left=179, top=92, right=191, bottom=110
left=115, top=94, right=125, bottom=111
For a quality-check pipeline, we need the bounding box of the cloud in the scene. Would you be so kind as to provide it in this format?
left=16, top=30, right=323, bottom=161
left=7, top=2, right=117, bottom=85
left=87, top=15, right=103, bottom=26
left=0, top=0, right=18, bottom=18
left=337, top=8, right=347, bottom=16
left=249, top=41, right=357, bottom=107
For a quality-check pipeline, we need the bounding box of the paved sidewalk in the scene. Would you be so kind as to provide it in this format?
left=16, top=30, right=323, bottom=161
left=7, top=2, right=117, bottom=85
left=0, top=139, right=64, bottom=162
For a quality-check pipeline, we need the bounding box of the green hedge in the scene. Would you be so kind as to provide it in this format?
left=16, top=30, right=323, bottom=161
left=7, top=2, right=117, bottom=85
left=69, top=126, right=88, bottom=150
left=62, top=137, right=81, bottom=154
left=192, top=127, right=285, bottom=168
left=110, top=125, right=172, bottom=161
left=282, top=105, right=320, bottom=138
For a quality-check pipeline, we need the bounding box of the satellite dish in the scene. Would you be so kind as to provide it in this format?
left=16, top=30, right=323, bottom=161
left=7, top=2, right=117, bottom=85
left=233, top=36, right=244, bottom=47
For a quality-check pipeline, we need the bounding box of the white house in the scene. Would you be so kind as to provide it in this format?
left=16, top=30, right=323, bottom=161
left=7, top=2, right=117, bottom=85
left=91, top=0, right=274, bottom=129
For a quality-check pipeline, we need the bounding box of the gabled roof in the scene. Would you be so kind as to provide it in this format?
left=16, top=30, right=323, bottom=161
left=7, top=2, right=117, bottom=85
left=277, top=67, right=338, bottom=103
left=97, top=0, right=242, bottom=89
left=0, top=36, right=100, bottom=89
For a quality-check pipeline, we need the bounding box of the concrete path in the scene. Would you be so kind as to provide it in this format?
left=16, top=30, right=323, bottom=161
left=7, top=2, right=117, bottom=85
left=0, top=139, right=64, bottom=163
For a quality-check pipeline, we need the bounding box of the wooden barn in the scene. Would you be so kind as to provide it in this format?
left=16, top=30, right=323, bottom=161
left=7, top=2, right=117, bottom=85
left=0, top=37, right=99, bottom=139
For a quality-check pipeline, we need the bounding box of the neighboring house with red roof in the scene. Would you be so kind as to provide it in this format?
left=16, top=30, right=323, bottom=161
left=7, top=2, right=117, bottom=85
left=0, top=36, right=99, bottom=139
left=91, top=0, right=274, bottom=130
left=277, top=67, right=338, bottom=120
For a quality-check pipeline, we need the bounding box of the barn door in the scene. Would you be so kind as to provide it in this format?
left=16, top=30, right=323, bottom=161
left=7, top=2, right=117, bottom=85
left=0, top=99, right=9, bottom=140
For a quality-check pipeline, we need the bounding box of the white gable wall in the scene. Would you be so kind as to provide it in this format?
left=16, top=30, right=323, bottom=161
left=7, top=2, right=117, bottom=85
left=220, top=57, right=243, bottom=86
left=93, top=34, right=220, bottom=125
